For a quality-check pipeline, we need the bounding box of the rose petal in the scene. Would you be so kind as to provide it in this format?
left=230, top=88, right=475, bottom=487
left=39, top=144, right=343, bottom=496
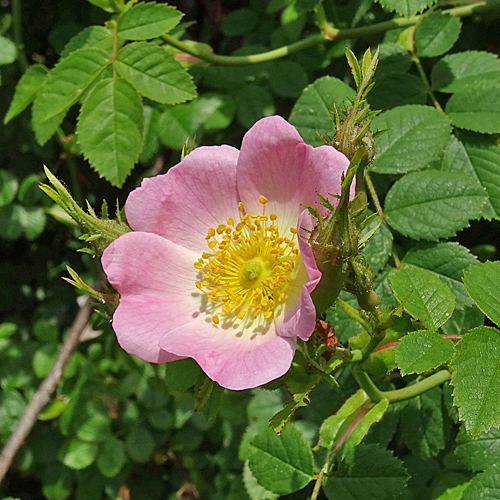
left=125, top=145, right=240, bottom=254
left=275, top=210, right=321, bottom=341
left=237, top=115, right=351, bottom=230
left=102, top=232, right=202, bottom=363
left=159, top=319, right=296, bottom=390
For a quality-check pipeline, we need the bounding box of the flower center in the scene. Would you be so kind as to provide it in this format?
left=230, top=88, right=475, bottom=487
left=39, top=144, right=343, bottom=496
left=194, top=196, right=299, bottom=325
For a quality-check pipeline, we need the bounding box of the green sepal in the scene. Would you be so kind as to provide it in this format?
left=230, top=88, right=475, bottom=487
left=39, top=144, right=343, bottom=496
left=40, top=166, right=130, bottom=254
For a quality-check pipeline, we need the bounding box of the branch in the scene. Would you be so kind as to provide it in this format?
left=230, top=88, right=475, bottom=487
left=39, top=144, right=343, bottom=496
left=162, top=0, right=500, bottom=66
left=0, top=297, right=94, bottom=485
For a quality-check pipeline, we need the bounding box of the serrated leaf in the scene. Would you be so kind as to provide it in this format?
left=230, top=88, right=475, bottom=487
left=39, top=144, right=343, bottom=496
left=32, top=108, right=66, bottom=146
left=243, top=461, right=278, bottom=500
left=461, top=466, right=500, bottom=500
left=376, top=43, right=412, bottom=78
left=323, top=444, right=409, bottom=500
left=451, top=326, right=500, bottom=435
left=4, top=65, right=48, bottom=124
left=390, top=264, right=455, bottom=330
left=369, top=73, right=426, bottom=110
left=32, top=48, right=111, bottom=123
left=463, top=261, right=500, bottom=327
left=97, top=436, right=125, bottom=477
left=415, top=12, right=461, bottom=58
left=439, top=135, right=500, bottom=219
left=376, top=0, right=436, bottom=17
left=441, top=306, right=484, bottom=337
left=60, top=26, right=114, bottom=59
left=77, top=78, right=143, bottom=187
left=455, top=426, right=500, bottom=472
left=400, top=387, right=447, bottom=459
left=115, top=42, right=196, bottom=104
left=117, top=2, right=183, bottom=40
left=371, top=105, right=451, bottom=174
left=431, top=51, right=500, bottom=93
left=362, top=219, right=393, bottom=274
left=268, top=61, right=308, bottom=98
left=446, top=85, right=500, bottom=134
left=248, top=426, right=313, bottom=495
left=395, top=331, right=454, bottom=375
left=434, top=482, right=470, bottom=500
left=404, top=242, right=477, bottom=309
left=289, top=76, right=355, bottom=146
left=384, top=170, right=487, bottom=240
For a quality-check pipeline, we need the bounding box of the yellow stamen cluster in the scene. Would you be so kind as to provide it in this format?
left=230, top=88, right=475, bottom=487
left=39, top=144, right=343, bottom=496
left=194, top=196, right=299, bottom=324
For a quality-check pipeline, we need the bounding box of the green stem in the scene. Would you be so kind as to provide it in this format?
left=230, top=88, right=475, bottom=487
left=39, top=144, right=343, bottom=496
left=364, top=170, right=384, bottom=219
left=56, top=128, right=84, bottom=206
left=162, top=0, right=500, bottom=65
left=382, top=370, right=451, bottom=403
left=310, top=461, right=329, bottom=500
left=412, top=53, right=444, bottom=111
left=12, top=0, right=29, bottom=71
left=353, top=367, right=384, bottom=403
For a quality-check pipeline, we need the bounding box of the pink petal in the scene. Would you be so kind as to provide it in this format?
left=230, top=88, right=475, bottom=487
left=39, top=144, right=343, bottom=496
left=276, top=210, right=321, bottom=341
left=102, top=232, right=201, bottom=363
left=159, top=319, right=296, bottom=390
left=237, top=116, right=351, bottom=231
left=125, top=145, right=240, bottom=254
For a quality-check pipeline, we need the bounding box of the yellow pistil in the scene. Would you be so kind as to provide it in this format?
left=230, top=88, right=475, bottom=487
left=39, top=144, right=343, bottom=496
left=194, top=196, right=299, bottom=324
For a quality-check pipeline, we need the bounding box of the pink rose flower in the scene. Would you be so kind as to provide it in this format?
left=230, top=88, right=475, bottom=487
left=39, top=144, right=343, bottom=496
left=102, top=116, right=350, bottom=390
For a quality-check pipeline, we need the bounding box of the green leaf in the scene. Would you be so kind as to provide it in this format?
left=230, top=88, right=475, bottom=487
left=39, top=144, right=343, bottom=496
left=59, top=438, right=99, bottom=469
left=318, top=390, right=388, bottom=458
left=461, top=466, right=500, bottom=500
left=97, top=437, right=125, bottom=477
left=77, top=78, right=143, bottom=187
left=33, top=344, right=58, bottom=378
left=41, top=463, right=73, bottom=500
left=390, top=264, right=455, bottom=330
left=115, top=42, right=196, bottom=104
left=0, top=35, right=16, bottom=65
left=221, top=9, right=258, bottom=37
left=438, top=135, right=500, bottom=219
left=32, top=48, right=110, bottom=123
left=395, top=331, right=454, bottom=376
left=139, top=105, right=160, bottom=163
left=23, top=206, right=46, bottom=240
left=0, top=170, right=18, bottom=207
left=399, top=387, right=447, bottom=459
left=39, top=399, right=66, bottom=421
left=60, top=26, right=114, bottom=59
left=243, top=461, right=279, bottom=500
left=369, top=73, right=426, bottom=110
left=117, top=2, right=183, bottom=40
left=376, top=0, right=436, bottom=17
left=248, top=426, right=314, bottom=495
left=32, top=108, right=66, bottom=146
left=125, top=426, right=155, bottom=463
left=236, top=85, right=275, bottom=129
left=362, top=219, right=393, bottom=274
left=289, top=75, right=355, bottom=146
left=431, top=51, right=500, bottom=93
left=451, top=326, right=500, bottom=435
left=0, top=204, right=26, bottom=240
left=404, top=242, right=477, bottom=309
left=0, top=322, right=17, bottom=339
left=376, top=43, right=412, bottom=78
left=385, top=171, right=487, bottom=240
left=4, top=65, right=48, bottom=124
left=76, top=408, right=111, bottom=443
left=323, top=444, right=409, bottom=500
left=463, top=261, right=500, bottom=327
left=371, top=105, right=451, bottom=174
left=435, top=482, right=470, bottom=500
left=441, top=306, right=484, bottom=337
left=455, top=426, right=500, bottom=472
left=414, top=12, right=461, bottom=58
left=162, top=358, right=200, bottom=392
left=446, top=85, right=500, bottom=134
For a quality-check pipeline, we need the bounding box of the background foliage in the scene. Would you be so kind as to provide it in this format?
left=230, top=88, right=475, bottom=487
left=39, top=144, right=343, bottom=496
left=1, top=0, right=500, bottom=499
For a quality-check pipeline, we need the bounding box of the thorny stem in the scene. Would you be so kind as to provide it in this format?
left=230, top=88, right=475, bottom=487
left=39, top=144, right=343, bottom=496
left=310, top=460, right=330, bottom=500
left=412, top=53, right=444, bottom=112
left=162, top=0, right=500, bottom=65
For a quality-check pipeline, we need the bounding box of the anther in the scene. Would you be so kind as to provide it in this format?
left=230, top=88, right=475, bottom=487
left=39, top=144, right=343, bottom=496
left=259, top=195, right=268, bottom=205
